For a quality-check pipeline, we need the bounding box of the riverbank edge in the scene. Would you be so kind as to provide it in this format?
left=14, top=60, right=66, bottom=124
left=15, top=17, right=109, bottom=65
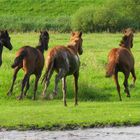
left=0, top=121, right=140, bottom=131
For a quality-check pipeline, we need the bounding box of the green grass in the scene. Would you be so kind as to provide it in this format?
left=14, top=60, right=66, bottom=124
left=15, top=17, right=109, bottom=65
left=0, top=0, right=109, bottom=31
left=0, top=32, right=140, bottom=130
left=0, top=0, right=107, bottom=17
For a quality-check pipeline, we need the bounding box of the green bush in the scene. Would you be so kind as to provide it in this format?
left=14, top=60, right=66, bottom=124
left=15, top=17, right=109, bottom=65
left=45, top=16, right=71, bottom=32
left=71, top=7, right=95, bottom=32
left=71, top=0, right=140, bottom=32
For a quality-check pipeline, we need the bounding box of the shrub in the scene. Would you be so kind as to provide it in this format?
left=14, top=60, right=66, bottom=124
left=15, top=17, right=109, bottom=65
left=71, top=7, right=95, bottom=32
left=71, top=0, right=140, bottom=32
left=45, top=16, right=71, bottom=32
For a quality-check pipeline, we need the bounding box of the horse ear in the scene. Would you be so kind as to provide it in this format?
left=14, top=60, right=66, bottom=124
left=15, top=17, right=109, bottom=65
left=132, top=28, right=135, bottom=33
left=122, top=29, right=126, bottom=34
left=71, top=32, right=75, bottom=36
left=79, top=31, right=82, bottom=37
left=5, top=30, right=8, bottom=35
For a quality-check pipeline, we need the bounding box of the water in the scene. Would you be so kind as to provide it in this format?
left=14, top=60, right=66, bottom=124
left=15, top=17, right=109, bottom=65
left=0, top=126, right=140, bottom=140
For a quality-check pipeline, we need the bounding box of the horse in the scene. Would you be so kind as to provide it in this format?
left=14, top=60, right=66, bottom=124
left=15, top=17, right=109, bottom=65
left=0, top=30, right=13, bottom=66
left=42, top=31, right=83, bottom=106
left=106, top=28, right=136, bottom=101
left=7, top=31, right=49, bottom=100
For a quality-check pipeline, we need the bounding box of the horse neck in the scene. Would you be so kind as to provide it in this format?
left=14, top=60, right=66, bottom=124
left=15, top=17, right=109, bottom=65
left=67, top=42, right=78, bottom=54
left=36, top=41, right=45, bottom=54
left=121, top=37, right=132, bottom=51
left=0, top=42, right=3, bottom=62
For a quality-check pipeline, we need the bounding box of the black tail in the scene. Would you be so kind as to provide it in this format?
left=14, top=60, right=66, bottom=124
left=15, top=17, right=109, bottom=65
left=11, top=51, right=27, bottom=68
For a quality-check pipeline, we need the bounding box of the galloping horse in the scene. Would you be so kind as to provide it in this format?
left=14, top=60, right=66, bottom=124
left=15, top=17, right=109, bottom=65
left=106, top=28, right=136, bottom=101
left=42, top=31, right=83, bottom=106
left=7, top=31, right=49, bottom=100
left=0, top=30, right=13, bottom=66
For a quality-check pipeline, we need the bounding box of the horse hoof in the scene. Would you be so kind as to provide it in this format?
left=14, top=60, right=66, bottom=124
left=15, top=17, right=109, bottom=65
left=32, top=97, right=36, bottom=100
left=7, top=91, right=12, bottom=96
left=124, top=89, right=127, bottom=93
left=127, top=94, right=130, bottom=98
left=64, top=104, right=67, bottom=107
left=48, top=94, right=54, bottom=100
left=17, top=96, right=23, bottom=100
left=53, top=91, right=57, bottom=96
left=41, top=94, right=47, bottom=99
left=130, top=84, right=135, bottom=88
left=24, top=94, right=27, bottom=97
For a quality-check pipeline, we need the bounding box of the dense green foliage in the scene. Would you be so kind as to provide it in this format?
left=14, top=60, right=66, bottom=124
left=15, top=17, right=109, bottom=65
left=0, top=32, right=140, bottom=129
left=72, top=0, right=140, bottom=32
left=0, top=0, right=106, bottom=32
left=1, top=0, right=140, bottom=32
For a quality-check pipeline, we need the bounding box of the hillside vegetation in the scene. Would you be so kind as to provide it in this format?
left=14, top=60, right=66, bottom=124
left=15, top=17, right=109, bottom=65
left=1, top=0, right=140, bottom=32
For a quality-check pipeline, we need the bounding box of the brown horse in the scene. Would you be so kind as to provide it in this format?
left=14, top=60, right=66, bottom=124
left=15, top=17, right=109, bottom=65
left=42, top=31, right=83, bottom=106
left=106, top=28, right=136, bottom=101
left=7, top=31, right=49, bottom=100
left=0, top=30, right=13, bottom=66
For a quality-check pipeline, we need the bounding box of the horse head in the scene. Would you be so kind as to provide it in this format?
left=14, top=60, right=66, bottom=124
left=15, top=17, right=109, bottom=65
left=0, top=30, right=13, bottom=50
left=70, top=31, right=83, bottom=55
left=39, top=30, right=49, bottom=51
left=119, top=28, right=134, bottom=49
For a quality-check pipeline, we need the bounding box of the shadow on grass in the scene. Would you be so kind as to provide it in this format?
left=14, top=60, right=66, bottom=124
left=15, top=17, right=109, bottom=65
left=1, top=80, right=116, bottom=102
left=78, top=83, right=114, bottom=101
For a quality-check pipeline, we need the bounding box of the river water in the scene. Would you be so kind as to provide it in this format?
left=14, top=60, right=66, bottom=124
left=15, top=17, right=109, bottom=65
left=0, top=126, right=140, bottom=140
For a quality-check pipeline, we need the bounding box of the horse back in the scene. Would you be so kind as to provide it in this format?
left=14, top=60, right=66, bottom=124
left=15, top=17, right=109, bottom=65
left=16, top=46, right=43, bottom=74
left=46, top=45, right=80, bottom=75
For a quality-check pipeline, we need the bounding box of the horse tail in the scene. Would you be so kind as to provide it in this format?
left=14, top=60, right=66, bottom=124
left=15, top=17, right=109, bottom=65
left=11, top=50, right=27, bottom=68
left=106, top=49, right=118, bottom=77
left=41, top=56, right=54, bottom=84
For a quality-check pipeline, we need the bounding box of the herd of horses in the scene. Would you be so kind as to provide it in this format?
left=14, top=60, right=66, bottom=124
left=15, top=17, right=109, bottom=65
left=0, top=28, right=136, bottom=106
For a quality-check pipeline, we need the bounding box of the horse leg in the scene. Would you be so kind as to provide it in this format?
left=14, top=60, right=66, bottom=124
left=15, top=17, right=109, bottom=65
left=33, top=75, right=40, bottom=100
left=123, top=72, right=130, bottom=97
left=74, top=72, right=79, bottom=106
left=24, top=78, right=30, bottom=96
left=53, top=69, right=65, bottom=96
left=130, top=68, right=136, bottom=88
left=42, top=69, right=54, bottom=98
left=113, top=72, right=122, bottom=101
left=62, top=77, right=67, bottom=106
left=7, top=67, right=20, bottom=96
left=17, top=73, right=30, bottom=100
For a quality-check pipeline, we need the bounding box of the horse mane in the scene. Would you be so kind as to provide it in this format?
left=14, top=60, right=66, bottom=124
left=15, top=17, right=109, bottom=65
left=67, top=41, right=78, bottom=54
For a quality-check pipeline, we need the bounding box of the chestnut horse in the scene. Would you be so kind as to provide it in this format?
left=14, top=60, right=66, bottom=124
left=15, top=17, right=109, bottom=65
left=0, top=30, right=13, bottom=66
left=7, top=31, right=49, bottom=100
left=106, top=28, right=136, bottom=101
left=42, top=32, right=83, bottom=106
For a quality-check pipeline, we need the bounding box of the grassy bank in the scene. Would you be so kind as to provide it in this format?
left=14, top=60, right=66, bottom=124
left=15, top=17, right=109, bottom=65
left=1, top=101, right=140, bottom=130
left=1, top=0, right=139, bottom=32
left=0, top=32, right=140, bottom=130
left=0, top=0, right=107, bottom=32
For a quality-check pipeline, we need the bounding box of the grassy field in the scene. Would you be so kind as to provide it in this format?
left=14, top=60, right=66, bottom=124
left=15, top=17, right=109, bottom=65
left=0, top=32, right=140, bottom=130
left=0, top=0, right=109, bottom=31
left=0, top=0, right=107, bottom=17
